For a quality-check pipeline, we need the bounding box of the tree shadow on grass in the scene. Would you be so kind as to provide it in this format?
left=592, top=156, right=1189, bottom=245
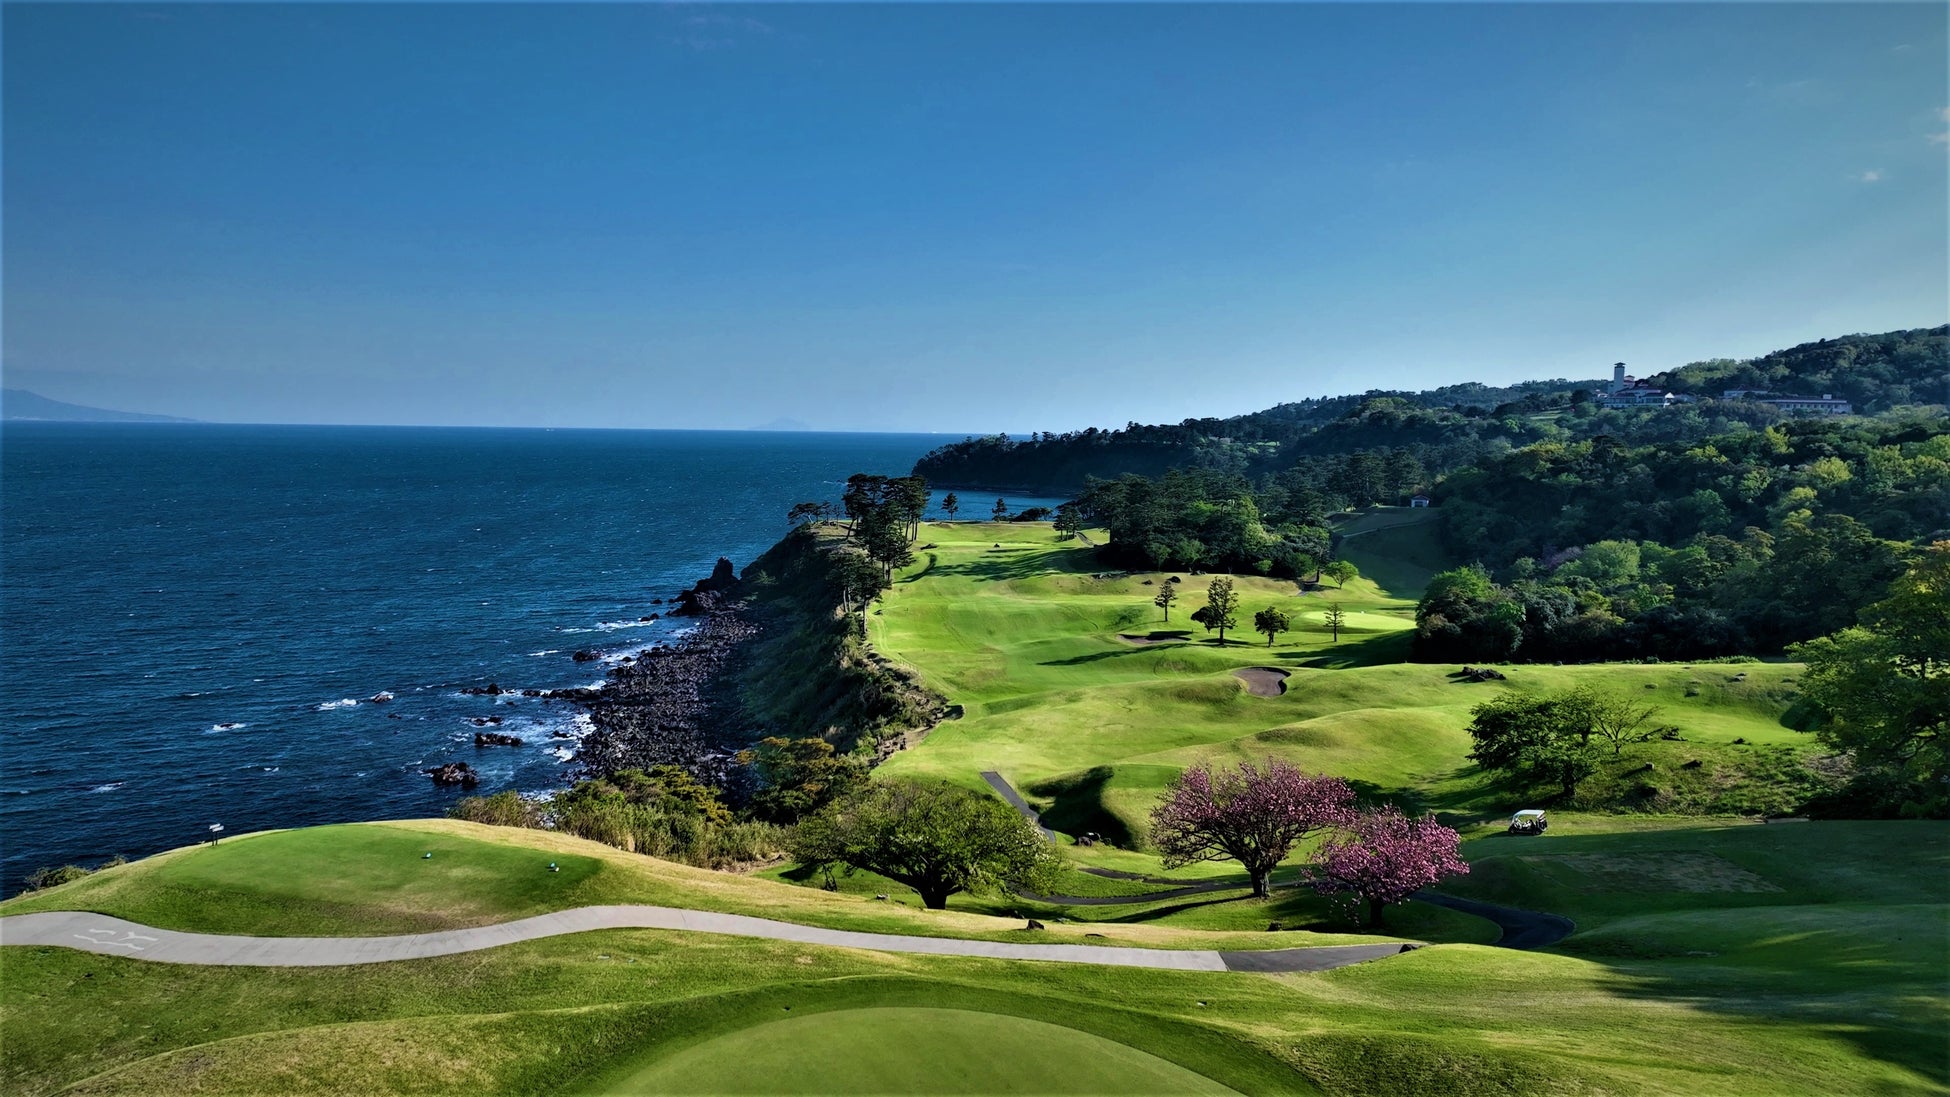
left=1038, top=639, right=1191, bottom=667
left=1024, top=766, right=1136, bottom=848
left=1291, top=631, right=1413, bottom=669
left=895, top=552, right=938, bottom=583
left=931, top=546, right=1093, bottom=583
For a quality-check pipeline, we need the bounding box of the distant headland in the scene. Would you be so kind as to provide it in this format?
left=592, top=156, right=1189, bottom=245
left=1, top=389, right=198, bottom=423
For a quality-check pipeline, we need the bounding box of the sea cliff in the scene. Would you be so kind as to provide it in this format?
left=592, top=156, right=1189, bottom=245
left=571, top=525, right=946, bottom=782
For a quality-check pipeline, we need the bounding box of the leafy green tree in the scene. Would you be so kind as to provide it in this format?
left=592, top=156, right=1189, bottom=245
left=860, top=510, right=916, bottom=581
left=1415, top=565, right=1523, bottom=662
left=941, top=492, right=960, bottom=520
left=1052, top=501, right=1084, bottom=540
left=739, top=736, right=869, bottom=823
left=992, top=497, right=1010, bottom=521
left=841, top=474, right=894, bottom=538
left=1791, top=542, right=1950, bottom=813
left=1153, top=581, right=1178, bottom=622
left=892, top=475, right=931, bottom=540
left=786, top=501, right=834, bottom=527
left=1466, top=692, right=1601, bottom=797
left=790, top=781, right=1059, bottom=909
left=833, top=550, right=887, bottom=615
left=1323, top=602, right=1346, bottom=642
left=1253, top=605, right=1291, bottom=646
left=1192, top=576, right=1239, bottom=645
left=1573, top=687, right=1660, bottom=757
left=1323, top=559, right=1359, bottom=588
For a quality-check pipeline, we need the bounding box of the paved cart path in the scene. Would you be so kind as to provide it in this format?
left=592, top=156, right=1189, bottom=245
left=0, top=906, right=1410, bottom=973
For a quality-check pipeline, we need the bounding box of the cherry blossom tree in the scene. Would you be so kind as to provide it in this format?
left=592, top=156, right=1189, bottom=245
left=1310, top=806, right=1469, bottom=926
left=1150, top=760, right=1355, bottom=897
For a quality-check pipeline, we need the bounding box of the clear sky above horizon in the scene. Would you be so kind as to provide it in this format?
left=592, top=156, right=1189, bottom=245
left=5, top=3, right=1945, bottom=432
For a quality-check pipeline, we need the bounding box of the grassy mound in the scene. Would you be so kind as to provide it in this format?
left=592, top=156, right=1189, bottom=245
left=869, top=522, right=1819, bottom=840
left=0, top=818, right=1391, bottom=950
left=605, top=1007, right=1241, bottom=1095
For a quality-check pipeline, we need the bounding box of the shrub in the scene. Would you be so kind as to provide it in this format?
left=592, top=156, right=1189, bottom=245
left=22, top=864, right=92, bottom=891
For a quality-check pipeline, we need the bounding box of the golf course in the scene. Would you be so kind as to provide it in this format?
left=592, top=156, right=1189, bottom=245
left=3, top=517, right=1945, bottom=1095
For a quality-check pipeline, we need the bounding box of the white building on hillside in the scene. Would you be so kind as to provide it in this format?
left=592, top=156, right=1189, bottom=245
left=1599, top=362, right=1694, bottom=410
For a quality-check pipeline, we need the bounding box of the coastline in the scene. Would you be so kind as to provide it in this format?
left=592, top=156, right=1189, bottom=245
left=559, top=527, right=951, bottom=791
left=567, top=596, right=761, bottom=782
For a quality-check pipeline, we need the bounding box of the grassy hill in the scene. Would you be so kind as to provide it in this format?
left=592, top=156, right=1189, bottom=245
left=5, top=816, right=1944, bottom=1096
left=871, top=521, right=1822, bottom=846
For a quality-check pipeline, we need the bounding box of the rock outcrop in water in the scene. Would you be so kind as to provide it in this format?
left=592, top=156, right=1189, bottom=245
left=426, top=762, right=480, bottom=788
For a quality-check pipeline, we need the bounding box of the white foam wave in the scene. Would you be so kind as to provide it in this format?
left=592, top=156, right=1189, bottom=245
left=209, top=722, right=248, bottom=733
left=561, top=619, right=663, bottom=635
left=316, top=698, right=359, bottom=711
left=89, top=782, right=125, bottom=793
left=526, top=650, right=562, bottom=657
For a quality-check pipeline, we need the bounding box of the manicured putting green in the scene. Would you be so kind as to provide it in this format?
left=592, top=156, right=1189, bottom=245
left=609, top=1007, right=1241, bottom=1095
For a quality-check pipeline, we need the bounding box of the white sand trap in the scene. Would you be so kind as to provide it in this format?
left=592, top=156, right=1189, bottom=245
left=1233, top=667, right=1290, bottom=697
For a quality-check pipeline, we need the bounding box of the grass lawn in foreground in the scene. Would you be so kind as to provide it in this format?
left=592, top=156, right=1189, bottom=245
left=603, top=1007, right=1242, bottom=1095
left=4, top=817, right=1944, bottom=1094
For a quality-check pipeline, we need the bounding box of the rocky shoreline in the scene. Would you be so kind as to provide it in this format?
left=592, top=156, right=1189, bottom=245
left=562, top=558, right=762, bottom=783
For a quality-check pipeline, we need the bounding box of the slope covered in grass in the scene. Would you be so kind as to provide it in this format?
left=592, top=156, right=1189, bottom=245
left=6, top=844, right=1943, bottom=1096
left=871, top=521, right=1820, bottom=844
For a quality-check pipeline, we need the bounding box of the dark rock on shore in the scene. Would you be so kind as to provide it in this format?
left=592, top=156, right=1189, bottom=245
left=671, top=558, right=741, bottom=616
left=572, top=649, right=599, bottom=662
left=570, top=608, right=760, bottom=779
left=561, top=557, right=768, bottom=781
left=470, top=716, right=504, bottom=727
left=426, top=762, right=479, bottom=787
left=474, top=731, right=523, bottom=747
left=461, top=683, right=504, bottom=696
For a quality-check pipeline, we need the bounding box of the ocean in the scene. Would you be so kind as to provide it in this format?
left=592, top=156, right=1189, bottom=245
left=0, top=423, right=1062, bottom=891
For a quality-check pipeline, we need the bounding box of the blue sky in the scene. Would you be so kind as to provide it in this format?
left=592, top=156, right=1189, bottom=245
left=5, top=3, right=1945, bottom=431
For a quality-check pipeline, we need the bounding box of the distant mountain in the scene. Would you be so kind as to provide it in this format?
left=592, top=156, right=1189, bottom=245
left=1, top=389, right=197, bottom=423
left=753, top=417, right=813, bottom=432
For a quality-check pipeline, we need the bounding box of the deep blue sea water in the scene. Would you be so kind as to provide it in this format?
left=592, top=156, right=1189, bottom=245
left=0, top=423, right=1063, bottom=891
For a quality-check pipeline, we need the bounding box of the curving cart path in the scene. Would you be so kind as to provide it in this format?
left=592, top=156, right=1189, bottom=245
left=0, top=906, right=1411, bottom=973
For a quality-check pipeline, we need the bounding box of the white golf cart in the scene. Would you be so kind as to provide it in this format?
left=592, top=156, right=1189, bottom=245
left=1507, top=809, right=1548, bottom=835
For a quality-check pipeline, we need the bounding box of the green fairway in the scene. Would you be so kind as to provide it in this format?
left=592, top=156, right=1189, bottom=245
left=606, top=1007, right=1241, bottom=1095
left=4, top=814, right=1945, bottom=1095
left=871, top=522, right=1817, bottom=847
left=1329, top=507, right=1449, bottom=598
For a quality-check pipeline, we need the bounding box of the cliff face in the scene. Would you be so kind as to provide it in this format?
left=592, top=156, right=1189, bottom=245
left=733, top=526, right=947, bottom=753
left=573, top=526, right=945, bottom=781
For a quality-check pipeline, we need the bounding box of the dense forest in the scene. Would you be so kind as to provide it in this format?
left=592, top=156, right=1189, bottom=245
left=912, top=325, right=1947, bottom=664
left=913, top=326, right=1948, bottom=495
left=1419, top=413, right=1949, bottom=662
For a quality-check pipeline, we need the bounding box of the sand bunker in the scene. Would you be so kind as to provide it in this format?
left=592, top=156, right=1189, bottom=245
left=1233, top=667, right=1290, bottom=697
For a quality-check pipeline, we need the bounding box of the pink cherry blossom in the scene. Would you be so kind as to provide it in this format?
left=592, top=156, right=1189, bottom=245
left=1310, top=805, right=1469, bottom=926
left=1151, top=759, right=1355, bottom=897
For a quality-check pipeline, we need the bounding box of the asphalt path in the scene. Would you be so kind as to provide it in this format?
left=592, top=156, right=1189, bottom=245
left=0, top=907, right=1409, bottom=973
